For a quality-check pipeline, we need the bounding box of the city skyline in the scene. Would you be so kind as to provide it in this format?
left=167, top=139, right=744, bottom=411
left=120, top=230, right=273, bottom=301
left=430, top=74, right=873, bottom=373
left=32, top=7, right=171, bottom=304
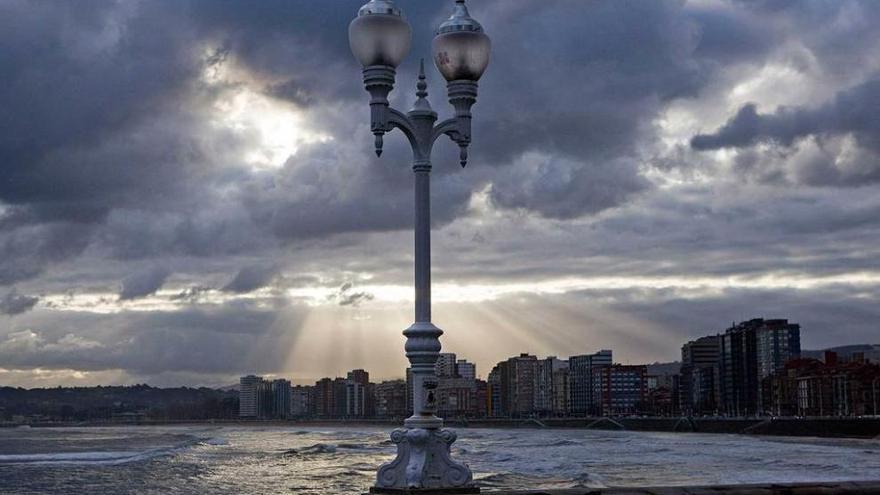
left=3, top=317, right=878, bottom=422
left=158, top=320, right=878, bottom=389
left=226, top=318, right=877, bottom=422
left=3, top=0, right=880, bottom=390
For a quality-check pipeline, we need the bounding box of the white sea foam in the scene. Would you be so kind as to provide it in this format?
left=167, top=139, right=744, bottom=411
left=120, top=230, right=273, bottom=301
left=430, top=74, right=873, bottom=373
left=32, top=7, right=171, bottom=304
left=200, top=437, right=229, bottom=446
left=0, top=449, right=168, bottom=466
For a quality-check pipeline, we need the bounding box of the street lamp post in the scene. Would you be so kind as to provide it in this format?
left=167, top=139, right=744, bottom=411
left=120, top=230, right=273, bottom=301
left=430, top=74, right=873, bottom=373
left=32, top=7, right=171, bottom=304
left=349, top=0, right=490, bottom=492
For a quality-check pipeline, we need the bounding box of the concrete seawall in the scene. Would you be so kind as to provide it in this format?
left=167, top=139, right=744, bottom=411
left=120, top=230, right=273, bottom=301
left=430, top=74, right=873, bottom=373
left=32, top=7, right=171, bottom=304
left=445, top=417, right=880, bottom=438
left=491, top=480, right=880, bottom=494
left=14, top=417, right=880, bottom=439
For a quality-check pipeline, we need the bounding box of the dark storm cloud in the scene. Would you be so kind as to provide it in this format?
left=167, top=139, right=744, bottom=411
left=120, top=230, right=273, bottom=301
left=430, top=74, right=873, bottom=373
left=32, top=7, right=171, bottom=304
left=684, top=0, right=880, bottom=188
left=119, top=266, right=172, bottom=300
left=185, top=0, right=776, bottom=221
left=476, top=1, right=703, bottom=160
left=0, top=222, right=94, bottom=285
left=222, top=264, right=279, bottom=293
left=0, top=1, right=234, bottom=283
left=239, top=140, right=473, bottom=241
left=0, top=290, right=40, bottom=316
left=0, top=0, right=479, bottom=279
left=688, top=5, right=779, bottom=62
left=691, top=78, right=880, bottom=186
left=99, top=205, right=270, bottom=261
left=692, top=79, right=880, bottom=152
left=472, top=1, right=700, bottom=216
left=488, top=155, right=650, bottom=219
left=0, top=302, right=302, bottom=376
left=170, top=286, right=213, bottom=303
left=183, top=0, right=447, bottom=100
left=460, top=0, right=795, bottom=218
left=0, top=1, right=203, bottom=219
left=428, top=182, right=880, bottom=288
left=334, top=282, right=375, bottom=307
left=0, top=0, right=791, bottom=280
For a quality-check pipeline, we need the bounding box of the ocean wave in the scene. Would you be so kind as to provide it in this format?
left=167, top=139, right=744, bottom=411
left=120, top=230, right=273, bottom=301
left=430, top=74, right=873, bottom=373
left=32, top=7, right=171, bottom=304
left=475, top=472, right=535, bottom=488
left=546, top=439, right=582, bottom=447
left=0, top=434, right=214, bottom=466
left=570, top=471, right=606, bottom=488
left=0, top=448, right=174, bottom=466
left=199, top=437, right=229, bottom=446
left=281, top=442, right=377, bottom=457
left=282, top=443, right=339, bottom=456
left=475, top=470, right=605, bottom=490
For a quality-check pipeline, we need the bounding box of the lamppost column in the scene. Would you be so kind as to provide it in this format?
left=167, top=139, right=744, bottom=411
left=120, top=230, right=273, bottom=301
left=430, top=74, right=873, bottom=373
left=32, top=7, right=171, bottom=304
left=404, top=154, right=443, bottom=432
left=414, top=166, right=431, bottom=323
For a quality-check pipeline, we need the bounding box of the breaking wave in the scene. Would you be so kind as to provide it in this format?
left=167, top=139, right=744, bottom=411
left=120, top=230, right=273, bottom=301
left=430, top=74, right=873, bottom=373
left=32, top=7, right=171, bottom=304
left=0, top=448, right=176, bottom=466
left=199, top=437, right=229, bottom=446
left=282, top=442, right=377, bottom=457
left=0, top=434, right=223, bottom=466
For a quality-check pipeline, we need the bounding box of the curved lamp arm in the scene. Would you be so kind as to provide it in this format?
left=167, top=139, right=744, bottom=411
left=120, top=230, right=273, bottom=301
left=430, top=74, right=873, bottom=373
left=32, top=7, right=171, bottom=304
left=387, top=108, right=418, bottom=152
left=432, top=118, right=462, bottom=144
left=431, top=117, right=468, bottom=168
left=362, top=64, right=478, bottom=168
left=431, top=81, right=479, bottom=168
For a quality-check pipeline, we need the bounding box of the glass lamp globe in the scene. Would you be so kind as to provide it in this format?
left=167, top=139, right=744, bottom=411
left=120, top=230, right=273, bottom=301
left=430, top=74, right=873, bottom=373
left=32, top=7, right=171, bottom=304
left=349, top=0, right=412, bottom=68
left=432, top=0, right=491, bottom=82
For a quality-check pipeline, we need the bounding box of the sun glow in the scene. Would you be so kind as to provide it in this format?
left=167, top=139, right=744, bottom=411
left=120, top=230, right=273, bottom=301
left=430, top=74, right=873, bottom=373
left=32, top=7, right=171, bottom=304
left=201, top=47, right=332, bottom=170
left=213, top=88, right=331, bottom=169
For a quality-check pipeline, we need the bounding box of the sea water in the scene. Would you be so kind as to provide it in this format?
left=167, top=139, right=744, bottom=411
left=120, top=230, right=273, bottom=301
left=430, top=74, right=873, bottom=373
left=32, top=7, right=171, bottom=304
left=1, top=426, right=878, bottom=494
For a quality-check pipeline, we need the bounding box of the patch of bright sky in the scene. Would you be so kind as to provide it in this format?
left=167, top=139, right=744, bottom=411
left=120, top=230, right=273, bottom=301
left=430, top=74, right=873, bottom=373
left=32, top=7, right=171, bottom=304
left=465, top=184, right=499, bottom=219
left=201, top=46, right=332, bottom=170
left=0, top=367, right=124, bottom=388
left=40, top=287, right=281, bottom=314
left=37, top=271, right=880, bottom=314
left=729, top=60, right=824, bottom=110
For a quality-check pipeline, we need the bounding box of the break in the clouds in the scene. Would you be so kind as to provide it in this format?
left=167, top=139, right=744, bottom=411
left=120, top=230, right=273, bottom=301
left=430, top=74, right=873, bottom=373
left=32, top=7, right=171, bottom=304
left=1, top=0, right=879, bottom=387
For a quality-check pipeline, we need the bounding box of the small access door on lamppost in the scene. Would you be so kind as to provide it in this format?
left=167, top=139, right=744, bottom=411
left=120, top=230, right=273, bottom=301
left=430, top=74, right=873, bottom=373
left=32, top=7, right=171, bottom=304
left=348, top=0, right=491, bottom=493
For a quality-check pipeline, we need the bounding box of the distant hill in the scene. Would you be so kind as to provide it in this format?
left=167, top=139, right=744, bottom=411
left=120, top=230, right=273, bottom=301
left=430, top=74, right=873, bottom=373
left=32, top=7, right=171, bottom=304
left=646, top=361, right=680, bottom=376
left=0, top=385, right=239, bottom=421
left=801, top=344, right=880, bottom=361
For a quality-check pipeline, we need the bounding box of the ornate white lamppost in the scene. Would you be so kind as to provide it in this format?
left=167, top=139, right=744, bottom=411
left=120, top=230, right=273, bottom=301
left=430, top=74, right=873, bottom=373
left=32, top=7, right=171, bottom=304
left=349, top=0, right=490, bottom=493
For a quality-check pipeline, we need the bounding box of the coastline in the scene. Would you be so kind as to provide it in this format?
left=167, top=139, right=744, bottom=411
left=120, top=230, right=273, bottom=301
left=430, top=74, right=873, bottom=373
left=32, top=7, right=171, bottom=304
left=6, top=417, right=880, bottom=439
left=490, top=481, right=880, bottom=494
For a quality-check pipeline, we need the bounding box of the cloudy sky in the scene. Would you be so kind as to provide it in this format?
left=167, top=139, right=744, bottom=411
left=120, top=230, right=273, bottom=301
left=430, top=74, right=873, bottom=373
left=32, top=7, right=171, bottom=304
left=2, top=0, right=879, bottom=388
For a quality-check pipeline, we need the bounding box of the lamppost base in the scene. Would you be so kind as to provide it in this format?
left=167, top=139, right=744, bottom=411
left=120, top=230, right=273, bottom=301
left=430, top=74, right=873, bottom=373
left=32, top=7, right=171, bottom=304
left=373, top=428, right=476, bottom=492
